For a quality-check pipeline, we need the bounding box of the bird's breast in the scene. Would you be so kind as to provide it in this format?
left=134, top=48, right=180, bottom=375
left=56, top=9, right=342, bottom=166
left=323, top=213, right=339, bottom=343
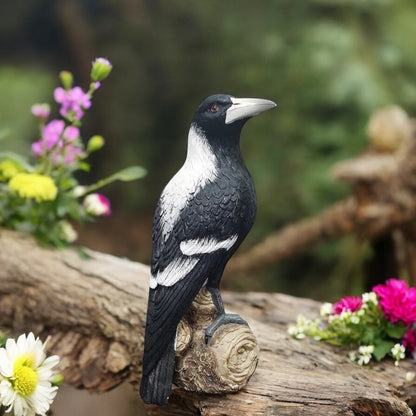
left=159, top=157, right=218, bottom=241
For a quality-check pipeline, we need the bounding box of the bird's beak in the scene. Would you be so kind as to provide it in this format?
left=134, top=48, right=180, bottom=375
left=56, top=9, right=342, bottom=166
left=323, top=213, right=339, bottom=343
left=225, top=97, right=277, bottom=125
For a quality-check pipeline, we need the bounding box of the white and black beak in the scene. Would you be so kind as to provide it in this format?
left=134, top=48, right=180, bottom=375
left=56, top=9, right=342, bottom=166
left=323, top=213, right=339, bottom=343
left=225, top=97, right=277, bottom=125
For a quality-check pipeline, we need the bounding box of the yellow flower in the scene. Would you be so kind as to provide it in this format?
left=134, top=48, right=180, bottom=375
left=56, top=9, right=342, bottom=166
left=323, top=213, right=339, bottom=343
left=8, top=173, right=58, bottom=202
left=0, top=159, right=23, bottom=181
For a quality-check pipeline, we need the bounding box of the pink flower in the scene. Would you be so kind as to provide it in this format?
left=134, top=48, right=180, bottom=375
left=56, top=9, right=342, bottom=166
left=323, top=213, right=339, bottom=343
left=63, top=126, right=80, bottom=141
left=51, top=145, right=84, bottom=165
left=43, top=119, right=65, bottom=149
left=54, top=86, right=91, bottom=121
left=403, top=327, right=416, bottom=358
left=31, top=103, right=50, bottom=121
left=373, top=279, right=416, bottom=325
left=32, top=121, right=83, bottom=164
left=31, top=141, right=42, bottom=155
left=32, top=120, right=65, bottom=155
left=333, top=296, right=363, bottom=315
left=83, top=193, right=111, bottom=216
left=62, top=146, right=84, bottom=164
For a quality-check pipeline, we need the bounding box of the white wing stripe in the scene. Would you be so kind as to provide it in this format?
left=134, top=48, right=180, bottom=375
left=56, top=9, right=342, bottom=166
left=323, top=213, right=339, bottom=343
left=150, top=257, right=199, bottom=289
left=180, top=235, right=238, bottom=256
left=149, top=234, right=238, bottom=289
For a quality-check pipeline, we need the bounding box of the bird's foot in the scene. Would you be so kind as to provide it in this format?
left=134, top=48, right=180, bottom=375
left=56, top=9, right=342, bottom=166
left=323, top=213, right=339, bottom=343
left=205, top=313, right=248, bottom=345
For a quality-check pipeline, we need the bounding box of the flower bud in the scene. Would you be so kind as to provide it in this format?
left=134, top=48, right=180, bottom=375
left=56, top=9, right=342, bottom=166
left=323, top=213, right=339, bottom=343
left=406, top=372, right=415, bottom=383
left=73, top=185, right=87, bottom=197
left=83, top=193, right=111, bottom=216
left=87, top=135, right=105, bottom=152
left=51, top=373, right=65, bottom=387
left=31, top=104, right=50, bottom=121
left=59, top=71, right=73, bottom=90
left=91, top=58, right=112, bottom=81
left=59, top=221, right=78, bottom=243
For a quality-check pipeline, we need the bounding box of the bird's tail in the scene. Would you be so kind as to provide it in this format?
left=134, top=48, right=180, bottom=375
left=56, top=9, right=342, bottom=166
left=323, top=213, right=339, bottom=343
left=140, top=339, right=176, bottom=406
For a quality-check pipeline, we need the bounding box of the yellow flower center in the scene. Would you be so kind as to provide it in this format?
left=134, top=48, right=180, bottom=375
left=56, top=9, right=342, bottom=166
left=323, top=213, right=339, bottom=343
left=12, top=354, right=38, bottom=397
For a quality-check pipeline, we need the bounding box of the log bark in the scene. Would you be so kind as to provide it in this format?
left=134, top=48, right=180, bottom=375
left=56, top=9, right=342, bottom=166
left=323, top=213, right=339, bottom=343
left=0, top=229, right=415, bottom=415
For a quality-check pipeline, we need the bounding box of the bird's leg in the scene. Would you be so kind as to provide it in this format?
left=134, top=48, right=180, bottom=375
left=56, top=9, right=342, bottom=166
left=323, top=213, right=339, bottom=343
left=205, top=286, right=248, bottom=345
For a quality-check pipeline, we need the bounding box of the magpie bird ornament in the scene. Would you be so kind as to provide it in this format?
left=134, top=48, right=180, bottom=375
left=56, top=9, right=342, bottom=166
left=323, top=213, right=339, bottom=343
left=140, top=94, right=276, bottom=405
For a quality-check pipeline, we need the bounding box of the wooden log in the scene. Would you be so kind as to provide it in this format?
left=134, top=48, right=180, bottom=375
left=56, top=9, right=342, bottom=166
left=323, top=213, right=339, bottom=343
left=0, top=228, right=415, bottom=415
left=0, top=228, right=148, bottom=391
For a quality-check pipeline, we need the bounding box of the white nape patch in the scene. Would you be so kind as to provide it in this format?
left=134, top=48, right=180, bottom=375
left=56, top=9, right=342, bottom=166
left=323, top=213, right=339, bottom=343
left=180, top=235, right=238, bottom=256
left=149, top=257, right=200, bottom=289
left=159, top=125, right=218, bottom=241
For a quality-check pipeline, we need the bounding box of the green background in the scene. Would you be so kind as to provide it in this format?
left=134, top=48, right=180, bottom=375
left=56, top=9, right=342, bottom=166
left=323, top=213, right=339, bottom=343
left=1, top=0, right=416, bottom=301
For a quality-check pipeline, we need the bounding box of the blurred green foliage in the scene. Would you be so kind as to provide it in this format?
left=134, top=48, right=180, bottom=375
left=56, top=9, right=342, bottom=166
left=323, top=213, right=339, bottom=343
left=0, top=67, right=54, bottom=153
left=0, top=0, right=415, bottom=299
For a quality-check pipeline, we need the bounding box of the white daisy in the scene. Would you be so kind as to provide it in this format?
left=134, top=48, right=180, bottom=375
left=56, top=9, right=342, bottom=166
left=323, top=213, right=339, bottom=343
left=0, top=333, right=60, bottom=416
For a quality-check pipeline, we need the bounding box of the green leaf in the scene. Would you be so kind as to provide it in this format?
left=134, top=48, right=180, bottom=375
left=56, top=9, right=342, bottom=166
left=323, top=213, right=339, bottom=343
left=361, top=329, right=378, bottom=345
left=373, top=340, right=395, bottom=361
left=109, top=166, right=147, bottom=182
left=58, top=176, right=78, bottom=190
left=78, top=162, right=91, bottom=172
left=82, top=165, right=147, bottom=194
left=0, top=331, right=7, bottom=348
left=75, top=246, right=93, bottom=259
left=385, top=323, right=407, bottom=340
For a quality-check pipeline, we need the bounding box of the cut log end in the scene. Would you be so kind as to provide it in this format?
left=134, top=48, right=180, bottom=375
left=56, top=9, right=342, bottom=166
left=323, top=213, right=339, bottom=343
left=174, top=288, right=259, bottom=394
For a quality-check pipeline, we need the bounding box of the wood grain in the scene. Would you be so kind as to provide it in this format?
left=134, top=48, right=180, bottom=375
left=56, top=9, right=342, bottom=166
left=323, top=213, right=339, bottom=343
left=0, top=229, right=415, bottom=415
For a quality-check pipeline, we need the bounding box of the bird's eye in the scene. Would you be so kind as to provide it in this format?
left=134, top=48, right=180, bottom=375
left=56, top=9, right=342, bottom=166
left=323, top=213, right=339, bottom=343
left=210, top=103, right=220, bottom=113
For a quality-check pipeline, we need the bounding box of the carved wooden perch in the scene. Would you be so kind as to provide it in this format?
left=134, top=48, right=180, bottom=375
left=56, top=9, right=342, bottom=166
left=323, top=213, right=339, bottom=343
left=175, top=289, right=258, bottom=394
left=1, top=228, right=416, bottom=415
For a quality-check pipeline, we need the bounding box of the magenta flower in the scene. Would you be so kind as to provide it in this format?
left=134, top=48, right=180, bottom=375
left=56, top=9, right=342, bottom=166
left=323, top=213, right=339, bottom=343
left=83, top=193, right=111, bottom=216
left=403, top=327, right=416, bottom=357
left=333, top=296, right=363, bottom=315
left=373, top=279, right=416, bottom=325
left=54, top=86, right=91, bottom=121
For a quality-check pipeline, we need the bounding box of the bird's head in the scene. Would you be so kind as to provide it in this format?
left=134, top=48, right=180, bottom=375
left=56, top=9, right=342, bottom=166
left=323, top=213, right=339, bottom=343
left=191, top=94, right=276, bottom=141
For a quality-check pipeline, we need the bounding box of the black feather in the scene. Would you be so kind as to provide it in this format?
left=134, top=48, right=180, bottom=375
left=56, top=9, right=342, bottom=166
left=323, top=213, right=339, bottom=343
left=140, top=338, right=176, bottom=406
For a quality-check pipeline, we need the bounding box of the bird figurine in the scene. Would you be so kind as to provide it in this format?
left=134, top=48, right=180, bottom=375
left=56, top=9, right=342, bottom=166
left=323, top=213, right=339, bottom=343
left=140, top=94, right=276, bottom=406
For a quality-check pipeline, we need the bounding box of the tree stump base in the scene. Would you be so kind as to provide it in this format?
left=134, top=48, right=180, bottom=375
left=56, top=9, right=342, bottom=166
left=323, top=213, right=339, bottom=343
left=174, top=288, right=259, bottom=394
